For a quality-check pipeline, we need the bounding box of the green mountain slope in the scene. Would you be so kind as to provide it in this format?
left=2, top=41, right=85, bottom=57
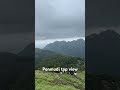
left=35, top=48, right=85, bottom=71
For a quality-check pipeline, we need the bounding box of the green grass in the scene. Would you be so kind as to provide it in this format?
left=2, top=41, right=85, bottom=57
left=35, top=71, right=85, bottom=90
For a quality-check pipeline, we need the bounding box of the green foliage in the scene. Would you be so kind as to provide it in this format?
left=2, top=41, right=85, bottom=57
left=35, top=71, right=85, bottom=90
left=35, top=48, right=85, bottom=71
left=35, top=48, right=85, bottom=90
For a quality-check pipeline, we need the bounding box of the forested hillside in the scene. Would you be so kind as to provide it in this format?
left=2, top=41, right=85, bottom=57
left=35, top=48, right=85, bottom=71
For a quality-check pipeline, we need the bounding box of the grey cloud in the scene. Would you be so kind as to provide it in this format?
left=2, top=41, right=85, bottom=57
left=86, top=0, right=120, bottom=27
left=35, top=0, right=85, bottom=40
left=0, top=0, right=34, bottom=24
left=0, top=24, right=34, bottom=34
left=0, top=32, right=34, bottom=53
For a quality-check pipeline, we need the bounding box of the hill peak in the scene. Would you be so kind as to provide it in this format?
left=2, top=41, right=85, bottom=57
left=100, top=29, right=119, bottom=37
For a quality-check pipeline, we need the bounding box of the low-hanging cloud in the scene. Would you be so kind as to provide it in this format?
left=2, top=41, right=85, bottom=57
left=35, top=0, right=85, bottom=40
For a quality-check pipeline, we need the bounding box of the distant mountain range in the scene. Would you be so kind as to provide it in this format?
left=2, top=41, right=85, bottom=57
left=86, top=29, right=120, bottom=74
left=17, top=29, right=120, bottom=74
left=44, top=39, right=85, bottom=58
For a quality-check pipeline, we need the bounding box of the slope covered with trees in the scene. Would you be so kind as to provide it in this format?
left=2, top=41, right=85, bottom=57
left=35, top=48, right=85, bottom=71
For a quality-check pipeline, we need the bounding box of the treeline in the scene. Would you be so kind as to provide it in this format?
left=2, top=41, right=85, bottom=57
left=35, top=49, right=85, bottom=71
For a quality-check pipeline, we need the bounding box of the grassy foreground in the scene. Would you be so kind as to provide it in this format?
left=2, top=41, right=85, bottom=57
left=35, top=71, right=85, bottom=90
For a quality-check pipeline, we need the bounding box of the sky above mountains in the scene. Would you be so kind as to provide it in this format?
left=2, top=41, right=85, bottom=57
left=35, top=0, right=85, bottom=48
left=0, top=0, right=34, bottom=53
left=86, top=0, right=120, bottom=35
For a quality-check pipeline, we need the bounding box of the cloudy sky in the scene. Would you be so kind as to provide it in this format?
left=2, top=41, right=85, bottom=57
left=86, top=0, right=120, bottom=35
left=0, top=0, right=34, bottom=53
left=35, top=0, right=85, bottom=48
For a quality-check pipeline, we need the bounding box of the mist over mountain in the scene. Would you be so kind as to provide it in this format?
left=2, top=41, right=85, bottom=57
left=44, top=39, right=85, bottom=58
left=86, top=29, right=120, bottom=74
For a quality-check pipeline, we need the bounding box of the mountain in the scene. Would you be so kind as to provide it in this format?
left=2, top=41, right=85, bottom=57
left=86, top=29, right=120, bottom=73
left=0, top=52, right=16, bottom=88
left=0, top=43, right=35, bottom=89
left=0, top=51, right=34, bottom=89
left=35, top=48, right=85, bottom=70
left=44, top=39, right=85, bottom=58
left=35, top=48, right=58, bottom=59
left=18, top=43, right=35, bottom=57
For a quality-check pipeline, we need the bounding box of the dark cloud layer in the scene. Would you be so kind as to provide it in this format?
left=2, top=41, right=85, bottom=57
left=0, top=32, right=34, bottom=53
left=86, top=0, right=120, bottom=28
left=0, top=24, right=34, bottom=34
left=0, top=0, right=34, bottom=53
left=0, top=0, right=34, bottom=34
left=0, top=0, right=34, bottom=24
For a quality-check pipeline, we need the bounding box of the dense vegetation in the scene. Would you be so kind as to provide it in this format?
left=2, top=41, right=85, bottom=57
left=35, top=46, right=85, bottom=90
left=35, top=48, right=85, bottom=90
left=35, top=48, right=85, bottom=71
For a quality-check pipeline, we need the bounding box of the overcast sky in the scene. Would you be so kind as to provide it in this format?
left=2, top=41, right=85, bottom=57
left=86, top=0, right=120, bottom=35
left=35, top=0, right=85, bottom=48
left=0, top=0, right=34, bottom=53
